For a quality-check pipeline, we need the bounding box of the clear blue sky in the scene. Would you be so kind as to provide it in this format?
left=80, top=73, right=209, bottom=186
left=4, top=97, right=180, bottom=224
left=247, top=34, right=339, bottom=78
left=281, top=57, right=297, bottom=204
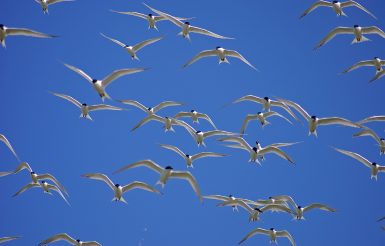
left=1, top=0, right=385, bottom=245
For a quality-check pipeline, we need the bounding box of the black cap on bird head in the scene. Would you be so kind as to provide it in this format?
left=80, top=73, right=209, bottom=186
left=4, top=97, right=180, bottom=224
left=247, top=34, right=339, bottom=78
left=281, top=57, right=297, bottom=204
left=254, top=207, right=263, bottom=212
left=185, top=154, right=190, bottom=158
left=298, top=205, right=302, bottom=209
left=270, top=228, right=274, bottom=231
left=311, top=116, right=317, bottom=120
left=190, top=109, right=196, bottom=113
left=332, top=1, right=339, bottom=3
left=31, top=171, right=36, bottom=174
left=196, top=130, right=202, bottom=133
left=115, top=184, right=120, bottom=187
left=92, top=79, right=97, bottom=84
left=228, top=194, right=233, bottom=197
left=354, top=25, right=359, bottom=28
left=165, top=166, right=173, bottom=170
left=76, top=240, right=81, bottom=243
left=252, top=147, right=258, bottom=152
left=374, top=57, right=379, bottom=59
left=372, top=162, right=377, bottom=166
left=0, top=24, right=4, bottom=29
left=184, top=21, right=190, bottom=25
left=264, top=96, right=269, bottom=101
left=148, top=13, right=153, bottom=17
left=215, top=46, right=222, bottom=50
left=82, top=103, right=87, bottom=106
left=380, top=138, right=385, bottom=141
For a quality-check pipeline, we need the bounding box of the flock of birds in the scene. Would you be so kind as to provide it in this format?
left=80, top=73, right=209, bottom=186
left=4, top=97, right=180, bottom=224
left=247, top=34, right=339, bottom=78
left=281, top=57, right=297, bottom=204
left=1, top=0, right=385, bottom=245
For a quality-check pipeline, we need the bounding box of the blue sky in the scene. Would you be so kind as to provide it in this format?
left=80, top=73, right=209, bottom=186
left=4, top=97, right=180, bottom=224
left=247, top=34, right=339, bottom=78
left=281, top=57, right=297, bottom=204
left=1, top=0, right=385, bottom=245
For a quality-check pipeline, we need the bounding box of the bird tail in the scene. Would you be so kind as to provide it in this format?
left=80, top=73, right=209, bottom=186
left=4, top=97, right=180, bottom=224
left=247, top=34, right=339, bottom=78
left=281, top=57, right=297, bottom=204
left=101, top=91, right=111, bottom=101
left=352, top=36, right=370, bottom=44
left=219, top=58, right=230, bottom=64
left=1, top=40, right=5, bottom=48
left=80, top=114, right=93, bottom=121
left=339, top=11, right=347, bottom=17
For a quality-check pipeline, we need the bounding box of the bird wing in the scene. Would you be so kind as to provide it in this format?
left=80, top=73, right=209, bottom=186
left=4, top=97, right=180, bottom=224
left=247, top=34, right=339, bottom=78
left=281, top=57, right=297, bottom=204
left=276, top=230, right=296, bottom=246
left=113, top=159, right=163, bottom=174
left=47, top=184, right=70, bottom=206
left=270, top=99, right=301, bottom=123
left=12, top=182, right=40, bottom=197
left=174, top=111, right=190, bottom=119
left=170, top=171, right=202, bottom=201
left=342, top=60, right=375, bottom=73
left=261, top=204, right=293, bottom=214
left=239, top=228, right=271, bottom=244
left=203, top=130, right=234, bottom=138
left=224, top=50, right=257, bottom=70
left=359, top=115, right=385, bottom=124
left=81, top=173, right=115, bottom=191
left=102, top=68, right=147, bottom=88
left=0, top=237, right=20, bottom=243
left=100, top=33, right=126, bottom=48
left=131, top=114, right=164, bottom=132
left=36, top=173, right=68, bottom=195
left=110, top=10, right=149, bottom=19
left=47, top=0, right=74, bottom=4
left=12, top=162, right=33, bottom=174
left=362, top=26, right=385, bottom=38
left=191, top=152, right=227, bottom=161
left=176, top=120, right=198, bottom=139
left=38, top=233, right=77, bottom=246
left=277, top=98, right=310, bottom=120
left=153, top=101, right=183, bottom=113
left=122, top=181, right=161, bottom=194
left=353, top=127, right=381, bottom=144
left=268, top=142, right=301, bottom=148
left=88, top=104, right=123, bottom=112
left=264, top=111, right=292, bottom=124
left=189, top=25, right=234, bottom=39
left=183, top=50, right=218, bottom=68
left=240, top=114, right=260, bottom=134
left=203, top=194, right=230, bottom=201
left=271, top=195, right=298, bottom=208
left=315, top=27, right=354, bottom=49
left=303, top=203, right=336, bottom=213
left=118, top=99, right=148, bottom=112
left=299, top=1, right=332, bottom=18
left=334, top=148, right=373, bottom=168
left=6, top=28, right=55, bottom=38
left=196, top=112, right=217, bottom=129
left=64, top=63, right=93, bottom=83
left=0, top=134, right=19, bottom=160
left=160, top=144, right=186, bottom=159
left=51, top=92, right=82, bottom=108
left=377, top=216, right=385, bottom=222
left=341, top=1, right=377, bottom=19
left=317, top=117, right=361, bottom=128
left=369, top=69, right=385, bottom=83
left=133, top=36, right=163, bottom=52
left=258, top=146, right=295, bottom=164
left=218, top=136, right=252, bottom=151
left=143, top=3, right=184, bottom=27
left=218, top=199, right=253, bottom=213
left=234, top=95, right=264, bottom=104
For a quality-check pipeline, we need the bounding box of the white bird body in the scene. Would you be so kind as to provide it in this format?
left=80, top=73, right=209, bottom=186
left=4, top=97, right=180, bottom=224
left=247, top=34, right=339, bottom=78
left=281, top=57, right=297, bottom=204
left=239, top=228, right=296, bottom=246
left=342, top=57, right=385, bottom=74
left=35, top=0, right=74, bottom=14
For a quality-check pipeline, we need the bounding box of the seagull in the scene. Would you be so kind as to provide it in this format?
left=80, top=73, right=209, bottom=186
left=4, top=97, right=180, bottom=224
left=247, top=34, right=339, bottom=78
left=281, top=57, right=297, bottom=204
left=100, top=33, right=162, bottom=60
left=183, top=47, right=257, bottom=70
left=131, top=115, right=185, bottom=132
left=113, top=160, right=202, bottom=201
left=277, top=98, right=361, bottom=136
left=0, top=134, right=19, bottom=161
left=110, top=10, right=193, bottom=31
left=203, top=194, right=260, bottom=211
left=51, top=92, right=123, bottom=120
left=35, top=0, right=75, bottom=14
left=159, top=143, right=227, bottom=168
left=353, top=127, right=385, bottom=155
left=81, top=173, right=161, bottom=203
left=342, top=57, right=385, bottom=74
left=300, top=1, right=376, bottom=19
left=64, top=63, right=147, bottom=101
left=239, top=228, right=296, bottom=246
left=0, top=24, right=56, bottom=48
left=272, top=195, right=335, bottom=220
left=369, top=69, right=385, bottom=83
left=0, top=162, right=68, bottom=196
left=0, top=237, right=20, bottom=244
left=315, top=25, right=385, bottom=49
left=143, top=3, right=233, bottom=40
left=334, top=147, right=385, bottom=180
left=177, top=121, right=234, bottom=147
left=174, top=110, right=217, bottom=129
left=240, top=111, right=292, bottom=134
left=38, top=233, right=101, bottom=246
left=218, top=136, right=295, bottom=164
left=358, top=115, right=385, bottom=124
left=233, top=95, right=299, bottom=122
left=13, top=181, right=70, bottom=206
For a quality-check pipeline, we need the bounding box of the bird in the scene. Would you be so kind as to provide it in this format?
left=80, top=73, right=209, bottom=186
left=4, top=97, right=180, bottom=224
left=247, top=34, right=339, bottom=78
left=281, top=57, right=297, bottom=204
left=0, top=236, right=20, bottom=244
left=315, top=25, right=385, bottom=49
left=0, top=134, right=19, bottom=161
left=35, top=0, right=74, bottom=14
left=239, top=228, right=296, bottom=246
left=118, top=99, right=182, bottom=116
left=233, top=95, right=299, bottom=122
left=341, top=57, right=385, bottom=74
left=272, top=195, right=335, bottom=220
left=81, top=173, right=161, bottom=203
left=13, top=181, right=70, bottom=206
left=240, top=111, right=292, bottom=134
left=255, top=197, right=289, bottom=207
left=183, top=47, right=256, bottom=70
left=300, top=1, right=376, bottom=19
left=174, top=110, right=217, bottom=129
left=358, top=115, right=385, bottom=124
left=369, top=69, right=385, bottom=83
left=203, top=194, right=260, bottom=211
left=143, top=3, right=233, bottom=40
left=0, top=24, right=56, bottom=48
left=353, top=127, right=385, bottom=155
left=100, top=33, right=162, bottom=60
left=218, top=136, right=295, bottom=164
left=63, top=63, right=147, bottom=101
left=177, top=121, right=235, bottom=147
left=113, top=160, right=202, bottom=201
left=377, top=216, right=385, bottom=222
left=38, top=233, right=101, bottom=246
left=51, top=92, right=123, bottom=120
left=276, top=98, right=361, bottom=136
left=109, top=10, right=193, bottom=31
left=131, top=115, right=185, bottom=132
left=334, top=148, right=385, bottom=180
left=0, top=162, right=68, bottom=196
left=159, top=143, right=227, bottom=168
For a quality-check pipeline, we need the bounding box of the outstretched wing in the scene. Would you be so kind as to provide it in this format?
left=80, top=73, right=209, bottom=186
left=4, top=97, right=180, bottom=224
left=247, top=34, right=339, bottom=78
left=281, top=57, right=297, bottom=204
left=224, top=50, right=257, bottom=70
left=38, top=233, right=77, bottom=246
left=314, top=27, right=354, bottom=49
left=113, top=159, right=163, bottom=174
left=81, top=173, right=115, bottom=191
left=299, top=1, right=332, bottom=18
left=183, top=50, right=218, bottom=68
left=170, top=171, right=202, bottom=201
left=102, top=68, right=147, bottom=88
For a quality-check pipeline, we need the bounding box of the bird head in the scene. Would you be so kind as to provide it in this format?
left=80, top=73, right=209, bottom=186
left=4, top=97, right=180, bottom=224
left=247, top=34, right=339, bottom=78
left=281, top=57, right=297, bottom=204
left=165, top=166, right=173, bottom=170
left=115, top=184, right=120, bottom=188
left=82, top=103, right=87, bottom=106
left=92, top=79, right=98, bottom=84
left=354, top=25, right=359, bottom=28
left=264, top=96, right=269, bottom=101
left=184, top=21, right=190, bottom=25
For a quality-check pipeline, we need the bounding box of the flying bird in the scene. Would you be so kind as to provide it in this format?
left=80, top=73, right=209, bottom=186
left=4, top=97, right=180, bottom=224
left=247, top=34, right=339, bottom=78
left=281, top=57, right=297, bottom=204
left=51, top=92, right=123, bottom=120
left=358, top=115, right=385, bottom=124
left=334, top=148, right=385, bottom=180
left=342, top=57, right=385, bottom=74
left=0, top=134, right=19, bottom=161
left=369, top=69, right=385, bottom=83
left=159, top=143, right=227, bottom=168
left=113, top=160, right=202, bottom=201
left=119, top=99, right=182, bottom=115
left=240, top=111, right=292, bottom=134
left=239, top=228, right=296, bottom=246
left=82, top=173, right=161, bottom=203
left=64, top=63, right=147, bottom=101
left=315, top=25, right=385, bottom=49
left=183, top=47, right=256, bottom=70
left=110, top=10, right=193, bottom=31
left=131, top=115, right=185, bottom=132
left=0, top=237, right=20, bottom=244
left=203, top=194, right=260, bottom=211
left=101, top=33, right=162, bottom=60
left=0, top=24, right=56, bottom=48
left=353, top=127, right=385, bottom=155
left=38, top=233, right=101, bottom=246
left=300, top=1, right=376, bottom=19
left=174, top=110, right=217, bottom=129
left=35, top=0, right=75, bottom=14
left=143, top=3, right=233, bottom=40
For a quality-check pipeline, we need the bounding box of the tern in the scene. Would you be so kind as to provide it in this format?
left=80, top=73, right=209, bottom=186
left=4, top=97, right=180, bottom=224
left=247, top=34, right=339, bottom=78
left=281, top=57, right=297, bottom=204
left=342, top=57, right=385, bottom=74
left=51, top=92, right=123, bottom=120
left=0, top=134, right=19, bottom=161
left=35, top=0, right=75, bottom=14
left=101, top=33, right=162, bottom=60
left=113, top=160, right=202, bottom=201
left=64, top=63, right=147, bottom=101
left=315, top=25, right=385, bottom=49
left=174, top=110, right=217, bottom=129
left=131, top=115, right=185, bottom=132
left=183, top=47, right=256, bottom=70
left=369, top=69, right=385, bottom=83
left=353, top=127, right=385, bottom=155
left=143, top=3, right=233, bottom=40
left=358, top=115, right=385, bottom=124
left=82, top=173, right=161, bottom=203
left=0, top=24, right=56, bottom=48
left=110, top=10, right=193, bottom=31
left=240, top=111, right=292, bottom=134
left=334, top=148, right=385, bottom=180
left=0, top=237, right=20, bottom=244
left=159, top=143, right=227, bottom=168
left=239, top=228, right=296, bottom=246
left=38, top=233, right=101, bottom=246
left=203, top=194, right=260, bottom=211
left=277, top=98, right=361, bottom=136
left=300, top=1, right=376, bottom=19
